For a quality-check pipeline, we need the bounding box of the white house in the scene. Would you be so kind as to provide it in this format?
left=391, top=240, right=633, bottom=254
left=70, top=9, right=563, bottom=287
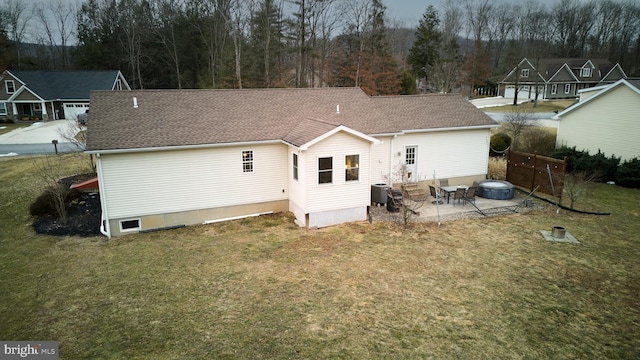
left=555, top=79, right=640, bottom=161
left=86, top=88, right=497, bottom=237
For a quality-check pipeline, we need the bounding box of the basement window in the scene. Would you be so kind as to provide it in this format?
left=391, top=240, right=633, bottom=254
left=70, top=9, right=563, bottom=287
left=119, top=219, right=141, bottom=232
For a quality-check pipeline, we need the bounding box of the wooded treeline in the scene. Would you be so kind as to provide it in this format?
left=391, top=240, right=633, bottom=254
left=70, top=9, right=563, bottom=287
left=1, top=0, right=639, bottom=95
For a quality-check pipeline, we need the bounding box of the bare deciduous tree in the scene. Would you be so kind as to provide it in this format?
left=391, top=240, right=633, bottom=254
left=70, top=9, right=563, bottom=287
left=384, top=164, right=426, bottom=227
left=5, top=0, right=33, bottom=69
left=503, top=107, right=538, bottom=151
left=33, top=0, right=76, bottom=70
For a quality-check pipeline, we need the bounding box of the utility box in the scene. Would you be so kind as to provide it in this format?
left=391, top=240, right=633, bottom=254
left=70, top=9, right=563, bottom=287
left=371, top=183, right=389, bottom=205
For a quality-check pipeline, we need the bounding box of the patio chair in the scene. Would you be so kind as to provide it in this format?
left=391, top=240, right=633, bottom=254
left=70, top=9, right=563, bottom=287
left=465, top=186, right=477, bottom=205
left=429, top=185, right=443, bottom=204
left=452, top=187, right=466, bottom=205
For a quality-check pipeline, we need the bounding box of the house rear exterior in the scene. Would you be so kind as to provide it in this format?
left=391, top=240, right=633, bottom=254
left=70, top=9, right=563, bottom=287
left=86, top=88, right=497, bottom=237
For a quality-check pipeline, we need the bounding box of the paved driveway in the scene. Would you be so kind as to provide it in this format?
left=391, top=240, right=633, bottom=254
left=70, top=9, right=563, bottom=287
left=0, top=120, right=83, bottom=156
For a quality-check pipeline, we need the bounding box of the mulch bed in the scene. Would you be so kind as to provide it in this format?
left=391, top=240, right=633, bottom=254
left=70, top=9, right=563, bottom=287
left=32, top=174, right=103, bottom=237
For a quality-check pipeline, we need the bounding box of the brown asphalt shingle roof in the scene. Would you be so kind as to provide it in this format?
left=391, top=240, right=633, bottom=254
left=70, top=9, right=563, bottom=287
left=86, top=87, right=496, bottom=152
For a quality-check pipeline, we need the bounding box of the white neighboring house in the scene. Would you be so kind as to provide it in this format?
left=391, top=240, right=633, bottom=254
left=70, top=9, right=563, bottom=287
left=555, top=79, right=640, bottom=161
left=86, top=88, right=498, bottom=237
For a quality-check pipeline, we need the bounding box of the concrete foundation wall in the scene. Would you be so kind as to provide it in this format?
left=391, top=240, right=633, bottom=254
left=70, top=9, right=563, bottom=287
left=109, top=200, right=289, bottom=236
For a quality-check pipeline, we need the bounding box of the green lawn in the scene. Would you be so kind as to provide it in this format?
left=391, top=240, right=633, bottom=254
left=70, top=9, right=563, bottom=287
left=1, top=155, right=639, bottom=359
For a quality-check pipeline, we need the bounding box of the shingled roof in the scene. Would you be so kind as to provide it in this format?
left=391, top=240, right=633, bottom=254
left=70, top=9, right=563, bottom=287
left=8, top=70, right=124, bottom=100
left=86, top=87, right=496, bottom=152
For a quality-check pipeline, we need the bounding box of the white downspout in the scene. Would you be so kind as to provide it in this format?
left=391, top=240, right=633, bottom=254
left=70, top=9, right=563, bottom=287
left=95, top=153, right=111, bottom=238
left=389, top=135, right=396, bottom=182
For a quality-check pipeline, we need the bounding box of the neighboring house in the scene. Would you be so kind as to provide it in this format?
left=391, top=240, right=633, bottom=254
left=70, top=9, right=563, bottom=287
left=499, top=58, right=627, bottom=100
left=0, top=70, right=130, bottom=121
left=555, top=79, right=640, bottom=161
left=86, top=88, right=498, bottom=237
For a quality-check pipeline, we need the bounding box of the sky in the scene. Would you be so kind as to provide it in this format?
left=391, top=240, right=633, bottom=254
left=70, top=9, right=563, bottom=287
left=383, top=0, right=563, bottom=27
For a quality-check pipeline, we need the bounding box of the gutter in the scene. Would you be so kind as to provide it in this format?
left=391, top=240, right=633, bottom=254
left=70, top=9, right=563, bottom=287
left=95, top=153, right=111, bottom=238
left=402, top=125, right=499, bottom=134
left=86, top=139, right=283, bottom=155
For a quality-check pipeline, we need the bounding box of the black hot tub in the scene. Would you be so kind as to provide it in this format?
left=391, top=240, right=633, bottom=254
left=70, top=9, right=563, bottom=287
left=477, top=180, right=514, bottom=200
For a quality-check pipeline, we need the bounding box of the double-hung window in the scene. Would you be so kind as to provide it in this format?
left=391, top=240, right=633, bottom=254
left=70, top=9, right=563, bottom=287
left=242, top=150, right=253, bottom=173
left=0, top=102, right=6, bottom=116
left=318, top=157, right=332, bottom=184
left=293, top=153, right=298, bottom=181
left=551, top=84, right=557, bottom=94
left=345, top=155, right=359, bottom=181
left=5, top=80, right=15, bottom=94
left=581, top=68, right=592, bottom=77
left=564, top=84, right=571, bottom=94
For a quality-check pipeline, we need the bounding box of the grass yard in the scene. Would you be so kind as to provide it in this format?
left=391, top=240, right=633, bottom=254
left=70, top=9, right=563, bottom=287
left=1, top=155, right=639, bottom=359
left=483, top=100, right=576, bottom=113
left=0, top=122, right=29, bottom=136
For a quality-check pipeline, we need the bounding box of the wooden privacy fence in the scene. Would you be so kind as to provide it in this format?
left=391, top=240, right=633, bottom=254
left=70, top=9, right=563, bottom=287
left=506, top=151, right=567, bottom=201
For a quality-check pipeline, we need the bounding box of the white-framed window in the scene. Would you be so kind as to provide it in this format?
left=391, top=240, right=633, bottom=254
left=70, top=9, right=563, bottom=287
left=293, top=153, right=298, bottom=181
left=115, top=79, right=122, bottom=90
left=119, top=219, right=141, bottom=232
left=34, top=103, right=41, bottom=111
left=580, top=68, right=592, bottom=77
left=521, top=69, right=530, bottom=77
left=242, top=150, right=253, bottom=173
left=345, top=155, right=359, bottom=181
left=551, top=84, right=557, bottom=94
left=405, top=147, right=416, bottom=165
left=318, top=157, right=332, bottom=184
left=0, top=102, right=6, bottom=116
left=5, top=80, right=15, bottom=94
left=564, top=84, right=571, bottom=94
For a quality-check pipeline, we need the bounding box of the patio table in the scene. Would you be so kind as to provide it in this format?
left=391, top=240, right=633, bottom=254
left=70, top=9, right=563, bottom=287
left=440, top=185, right=469, bottom=204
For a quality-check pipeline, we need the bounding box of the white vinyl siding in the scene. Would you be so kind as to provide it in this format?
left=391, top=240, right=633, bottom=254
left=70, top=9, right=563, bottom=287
left=557, top=85, right=640, bottom=161
left=304, top=131, right=371, bottom=214
left=391, top=130, right=491, bottom=181
left=100, top=144, right=288, bottom=219
left=370, top=136, right=391, bottom=184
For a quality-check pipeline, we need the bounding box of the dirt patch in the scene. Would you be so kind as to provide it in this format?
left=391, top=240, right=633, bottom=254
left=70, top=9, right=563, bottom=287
left=32, top=173, right=102, bottom=237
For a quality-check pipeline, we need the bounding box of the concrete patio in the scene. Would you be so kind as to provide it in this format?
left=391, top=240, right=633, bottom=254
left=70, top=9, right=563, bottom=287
left=370, top=190, right=535, bottom=224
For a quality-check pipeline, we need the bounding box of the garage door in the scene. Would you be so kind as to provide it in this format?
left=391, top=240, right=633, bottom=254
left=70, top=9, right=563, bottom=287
left=63, top=103, right=90, bottom=120
left=504, top=86, right=533, bottom=99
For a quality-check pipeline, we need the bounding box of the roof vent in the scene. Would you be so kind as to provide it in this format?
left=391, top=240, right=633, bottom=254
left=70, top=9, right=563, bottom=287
left=133, top=97, right=138, bottom=108
left=336, top=104, right=340, bottom=114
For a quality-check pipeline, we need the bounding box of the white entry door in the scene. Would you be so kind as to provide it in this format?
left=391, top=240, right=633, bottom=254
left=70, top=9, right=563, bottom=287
left=405, top=146, right=418, bottom=181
